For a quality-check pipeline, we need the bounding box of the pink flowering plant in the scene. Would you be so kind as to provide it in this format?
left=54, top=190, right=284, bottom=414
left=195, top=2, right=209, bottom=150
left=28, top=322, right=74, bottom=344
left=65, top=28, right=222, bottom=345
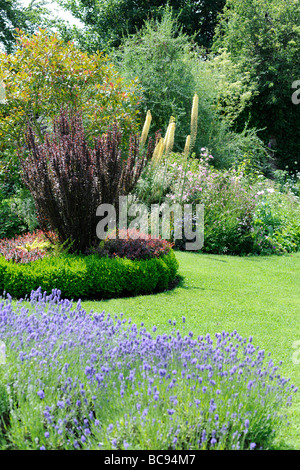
left=0, top=230, right=58, bottom=264
left=0, top=288, right=297, bottom=450
left=163, top=153, right=256, bottom=254
left=144, top=151, right=300, bottom=255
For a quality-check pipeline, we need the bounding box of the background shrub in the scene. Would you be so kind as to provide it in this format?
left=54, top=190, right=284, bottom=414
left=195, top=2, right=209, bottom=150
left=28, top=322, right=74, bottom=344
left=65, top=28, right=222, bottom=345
left=137, top=151, right=300, bottom=255
left=251, top=183, right=300, bottom=254
left=0, top=29, right=141, bottom=151
left=115, top=9, right=199, bottom=152
left=116, top=9, right=269, bottom=170
left=0, top=188, right=38, bottom=239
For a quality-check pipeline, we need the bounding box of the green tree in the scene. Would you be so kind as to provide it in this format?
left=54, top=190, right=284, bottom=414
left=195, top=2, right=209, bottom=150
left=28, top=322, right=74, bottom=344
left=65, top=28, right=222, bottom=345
left=114, top=8, right=266, bottom=169
left=0, top=0, right=56, bottom=53
left=212, top=0, right=300, bottom=172
left=56, top=0, right=226, bottom=52
left=116, top=9, right=199, bottom=151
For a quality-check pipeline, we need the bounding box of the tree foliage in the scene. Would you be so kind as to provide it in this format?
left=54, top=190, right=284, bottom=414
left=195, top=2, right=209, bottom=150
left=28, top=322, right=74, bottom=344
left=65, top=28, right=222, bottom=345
left=0, top=0, right=56, bottom=53
left=56, top=0, right=226, bottom=52
left=0, top=29, right=141, bottom=150
left=114, top=8, right=266, bottom=168
left=212, top=0, right=300, bottom=172
left=116, top=9, right=199, bottom=151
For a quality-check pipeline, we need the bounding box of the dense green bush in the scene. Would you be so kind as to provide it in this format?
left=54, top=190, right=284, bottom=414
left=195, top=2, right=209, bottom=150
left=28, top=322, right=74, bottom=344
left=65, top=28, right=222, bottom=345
left=116, top=9, right=199, bottom=152
left=0, top=250, right=178, bottom=300
left=0, top=188, right=38, bottom=239
left=212, top=0, right=300, bottom=172
left=251, top=182, right=300, bottom=255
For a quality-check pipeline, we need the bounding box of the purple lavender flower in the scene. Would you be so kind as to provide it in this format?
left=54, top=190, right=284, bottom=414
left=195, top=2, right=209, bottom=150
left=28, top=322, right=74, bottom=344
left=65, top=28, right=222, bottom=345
left=112, top=438, right=117, bottom=447
left=0, top=289, right=293, bottom=451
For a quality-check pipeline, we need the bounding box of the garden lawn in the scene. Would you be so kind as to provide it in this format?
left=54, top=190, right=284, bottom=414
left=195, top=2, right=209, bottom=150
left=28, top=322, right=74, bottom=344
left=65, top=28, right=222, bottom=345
left=81, top=251, right=300, bottom=449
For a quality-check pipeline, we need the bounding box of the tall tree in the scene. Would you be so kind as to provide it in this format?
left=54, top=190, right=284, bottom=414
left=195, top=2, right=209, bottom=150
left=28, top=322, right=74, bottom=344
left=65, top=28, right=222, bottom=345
left=56, top=0, right=226, bottom=52
left=212, top=0, right=300, bottom=172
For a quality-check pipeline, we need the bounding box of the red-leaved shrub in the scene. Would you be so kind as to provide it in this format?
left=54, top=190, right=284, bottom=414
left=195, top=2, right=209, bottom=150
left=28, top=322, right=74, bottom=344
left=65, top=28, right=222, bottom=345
left=0, top=230, right=58, bottom=264
left=85, top=228, right=173, bottom=260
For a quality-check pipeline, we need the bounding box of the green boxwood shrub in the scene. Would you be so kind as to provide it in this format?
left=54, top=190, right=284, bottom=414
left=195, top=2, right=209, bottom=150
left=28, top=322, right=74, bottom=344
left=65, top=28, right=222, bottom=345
left=0, top=250, right=179, bottom=300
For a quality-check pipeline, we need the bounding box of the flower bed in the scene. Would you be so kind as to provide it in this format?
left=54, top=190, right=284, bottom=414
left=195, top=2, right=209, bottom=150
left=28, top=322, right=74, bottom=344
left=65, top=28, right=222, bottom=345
left=0, top=288, right=297, bottom=450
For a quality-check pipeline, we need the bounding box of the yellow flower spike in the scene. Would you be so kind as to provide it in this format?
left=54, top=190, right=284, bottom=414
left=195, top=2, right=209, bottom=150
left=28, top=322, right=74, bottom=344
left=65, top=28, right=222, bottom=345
left=140, top=110, right=152, bottom=148
left=165, top=121, right=176, bottom=155
left=190, top=93, right=199, bottom=149
left=152, top=137, right=161, bottom=161
left=152, top=137, right=165, bottom=167
left=184, top=134, right=191, bottom=158
left=163, top=116, right=175, bottom=144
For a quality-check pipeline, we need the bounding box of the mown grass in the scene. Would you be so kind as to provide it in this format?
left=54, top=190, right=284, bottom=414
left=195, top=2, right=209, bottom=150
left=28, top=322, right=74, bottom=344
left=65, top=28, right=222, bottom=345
left=80, top=251, right=300, bottom=449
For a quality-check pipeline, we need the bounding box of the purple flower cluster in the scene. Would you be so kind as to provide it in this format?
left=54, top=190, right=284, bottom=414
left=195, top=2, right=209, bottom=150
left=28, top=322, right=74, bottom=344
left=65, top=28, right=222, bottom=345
left=0, top=288, right=297, bottom=450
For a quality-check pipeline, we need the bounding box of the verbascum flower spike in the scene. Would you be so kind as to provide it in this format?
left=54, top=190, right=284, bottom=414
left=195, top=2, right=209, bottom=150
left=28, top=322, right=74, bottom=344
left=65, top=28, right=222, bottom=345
left=152, top=137, right=165, bottom=167
left=190, top=93, right=198, bottom=149
left=140, top=110, right=152, bottom=148
left=165, top=121, right=176, bottom=155
left=184, top=135, right=191, bottom=159
left=163, top=116, right=175, bottom=144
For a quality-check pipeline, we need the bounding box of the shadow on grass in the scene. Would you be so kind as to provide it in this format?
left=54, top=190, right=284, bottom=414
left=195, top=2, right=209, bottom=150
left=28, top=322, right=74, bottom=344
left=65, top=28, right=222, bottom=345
left=169, top=275, right=205, bottom=292
left=91, top=274, right=187, bottom=302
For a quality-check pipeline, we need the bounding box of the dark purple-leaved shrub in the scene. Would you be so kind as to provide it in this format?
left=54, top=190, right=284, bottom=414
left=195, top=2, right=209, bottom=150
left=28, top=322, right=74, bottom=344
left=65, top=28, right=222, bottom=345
left=85, top=228, right=173, bottom=260
left=20, top=108, right=154, bottom=253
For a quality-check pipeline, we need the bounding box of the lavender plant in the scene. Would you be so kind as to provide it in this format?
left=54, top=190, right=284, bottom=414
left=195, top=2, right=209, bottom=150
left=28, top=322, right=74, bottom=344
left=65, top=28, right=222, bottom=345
left=0, top=288, right=297, bottom=450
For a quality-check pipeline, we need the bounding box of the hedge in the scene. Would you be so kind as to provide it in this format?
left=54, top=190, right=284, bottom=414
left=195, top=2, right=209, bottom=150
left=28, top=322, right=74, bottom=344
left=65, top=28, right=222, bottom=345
left=0, top=250, right=179, bottom=300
